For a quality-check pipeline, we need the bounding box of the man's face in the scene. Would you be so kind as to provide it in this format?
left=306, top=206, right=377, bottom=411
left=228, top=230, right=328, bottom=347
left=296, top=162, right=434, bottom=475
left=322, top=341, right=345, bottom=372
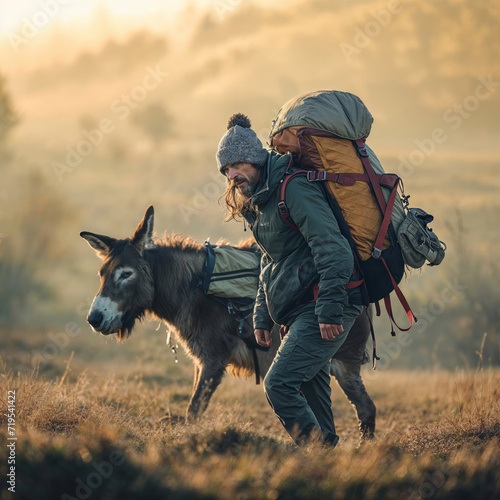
left=222, top=162, right=261, bottom=198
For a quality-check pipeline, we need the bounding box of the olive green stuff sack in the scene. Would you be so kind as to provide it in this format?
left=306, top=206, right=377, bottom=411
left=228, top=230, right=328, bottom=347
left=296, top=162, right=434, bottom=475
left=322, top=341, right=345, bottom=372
left=201, top=242, right=260, bottom=307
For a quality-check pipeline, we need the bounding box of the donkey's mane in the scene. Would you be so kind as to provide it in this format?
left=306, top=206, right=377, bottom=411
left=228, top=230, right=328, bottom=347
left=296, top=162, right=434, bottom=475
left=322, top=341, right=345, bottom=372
left=152, top=233, right=256, bottom=252
left=153, top=233, right=204, bottom=252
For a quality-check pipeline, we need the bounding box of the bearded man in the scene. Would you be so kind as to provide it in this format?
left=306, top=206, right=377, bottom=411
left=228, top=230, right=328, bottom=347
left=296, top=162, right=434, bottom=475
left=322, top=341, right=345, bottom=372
left=217, top=113, right=371, bottom=446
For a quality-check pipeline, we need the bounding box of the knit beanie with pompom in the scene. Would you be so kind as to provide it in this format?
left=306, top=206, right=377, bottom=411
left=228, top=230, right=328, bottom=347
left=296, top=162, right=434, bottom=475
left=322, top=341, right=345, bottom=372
left=216, top=113, right=268, bottom=174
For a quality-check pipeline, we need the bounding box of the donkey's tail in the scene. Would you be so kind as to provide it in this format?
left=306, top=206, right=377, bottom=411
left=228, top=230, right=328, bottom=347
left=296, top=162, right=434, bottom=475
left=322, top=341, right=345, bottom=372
left=226, top=340, right=255, bottom=378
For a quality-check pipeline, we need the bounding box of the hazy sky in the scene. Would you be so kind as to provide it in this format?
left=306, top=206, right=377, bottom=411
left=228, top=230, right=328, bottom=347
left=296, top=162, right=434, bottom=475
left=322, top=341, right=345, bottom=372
left=1, top=0, right=292, bottom=70
left=0, top=0, right=285, bottom=34
left=0, top=0, right=193, bottom=32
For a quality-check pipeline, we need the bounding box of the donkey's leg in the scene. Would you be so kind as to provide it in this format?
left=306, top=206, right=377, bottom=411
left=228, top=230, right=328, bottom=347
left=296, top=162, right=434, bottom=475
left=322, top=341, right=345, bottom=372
left=330, top=359, right=376, bottom=441
left=193, top=363, right=201, bottom=393
left=186, top=362, right=226, bottom=420
left=158, top=363, right=205, bottom=424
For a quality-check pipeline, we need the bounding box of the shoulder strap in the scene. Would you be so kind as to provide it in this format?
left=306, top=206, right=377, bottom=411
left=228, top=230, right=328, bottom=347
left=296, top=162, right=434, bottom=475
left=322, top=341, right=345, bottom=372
left=277, top=169, right=309, bottom=232
left=353, top=139, right=388, bottom=212
left=277, top=168, right=367, bottom=298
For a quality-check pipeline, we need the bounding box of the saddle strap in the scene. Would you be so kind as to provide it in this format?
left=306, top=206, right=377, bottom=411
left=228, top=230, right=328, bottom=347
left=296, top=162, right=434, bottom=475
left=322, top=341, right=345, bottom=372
left=252, top=346, right=260, bottom=385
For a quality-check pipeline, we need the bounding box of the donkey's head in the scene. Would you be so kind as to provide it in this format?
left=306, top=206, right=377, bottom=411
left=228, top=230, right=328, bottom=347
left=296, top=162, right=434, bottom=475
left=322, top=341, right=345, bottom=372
left=80, top=206, right=155, bottom=341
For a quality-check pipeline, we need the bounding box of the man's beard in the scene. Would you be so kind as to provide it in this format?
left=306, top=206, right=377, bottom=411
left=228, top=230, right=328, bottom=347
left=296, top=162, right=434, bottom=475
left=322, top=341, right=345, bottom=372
left=239, top=180, right=258, bottom=198
left=235, top=171, right=260, bottom=199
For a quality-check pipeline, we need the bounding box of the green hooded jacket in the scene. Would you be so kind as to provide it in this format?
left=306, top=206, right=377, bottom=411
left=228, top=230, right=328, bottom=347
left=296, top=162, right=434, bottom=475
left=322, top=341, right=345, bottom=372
left=244, top=151, right=362, bottom=330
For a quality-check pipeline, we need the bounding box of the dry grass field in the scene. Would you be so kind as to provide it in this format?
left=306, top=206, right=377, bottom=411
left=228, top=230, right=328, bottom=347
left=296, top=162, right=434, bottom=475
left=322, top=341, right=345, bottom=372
left=1, top=351, right=499, bottom=500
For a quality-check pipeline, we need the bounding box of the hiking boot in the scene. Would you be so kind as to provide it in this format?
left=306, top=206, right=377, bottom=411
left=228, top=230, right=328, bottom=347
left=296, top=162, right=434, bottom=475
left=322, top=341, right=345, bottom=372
left=323, top=433, right=340, bottom=448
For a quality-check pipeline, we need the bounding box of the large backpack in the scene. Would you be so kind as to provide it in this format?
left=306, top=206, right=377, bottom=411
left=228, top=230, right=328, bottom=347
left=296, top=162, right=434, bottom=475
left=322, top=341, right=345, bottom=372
left=269, top=90, right=444, bottom=335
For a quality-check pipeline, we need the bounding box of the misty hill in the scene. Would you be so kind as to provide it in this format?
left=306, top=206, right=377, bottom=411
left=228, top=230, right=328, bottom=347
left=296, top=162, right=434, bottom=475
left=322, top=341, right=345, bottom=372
left=25, top=31, right=168, bottom=90
left=9, top=0, right=499, bottom=155
left=181, top=0, right=500, bottom=147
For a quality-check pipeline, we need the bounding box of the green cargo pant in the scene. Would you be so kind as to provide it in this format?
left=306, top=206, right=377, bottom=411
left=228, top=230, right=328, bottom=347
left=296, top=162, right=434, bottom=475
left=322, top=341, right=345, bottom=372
left=263, top=302, right=363, bottom=446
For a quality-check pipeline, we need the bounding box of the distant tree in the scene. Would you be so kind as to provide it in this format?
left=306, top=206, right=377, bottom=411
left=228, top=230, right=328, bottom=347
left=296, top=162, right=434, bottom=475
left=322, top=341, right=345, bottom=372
left=0, top=169, right=76, bottom=325
left=132, top=103, right=174, bottom=146
left=0, top=74, right=18, bottom=145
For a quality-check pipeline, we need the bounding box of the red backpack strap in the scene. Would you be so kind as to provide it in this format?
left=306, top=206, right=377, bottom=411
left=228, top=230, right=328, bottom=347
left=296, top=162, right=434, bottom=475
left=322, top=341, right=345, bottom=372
left=380, top=257, right=418, bottom=334
left=372, top=179, right=400, bottom=258
left=353, top=139, right=402, bottom=259
left=353, top=139, right=388, bottom=212
left=277, top=169, right=310, bottom=232
left=351, top=140, right=417, bottom=333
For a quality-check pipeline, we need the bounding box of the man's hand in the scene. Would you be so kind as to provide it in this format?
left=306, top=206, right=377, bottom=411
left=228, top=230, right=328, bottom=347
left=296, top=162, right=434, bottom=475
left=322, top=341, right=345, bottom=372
left=319, top=323, right=343, bottom=341
left=255, top=329, right=272, bottom=347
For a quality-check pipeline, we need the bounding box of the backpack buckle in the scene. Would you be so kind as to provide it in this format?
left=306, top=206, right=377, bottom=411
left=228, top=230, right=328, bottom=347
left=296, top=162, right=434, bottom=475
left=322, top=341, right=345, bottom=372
left=278, top=201, right=288, bottom=214
left=307, top=170, right=327, bottom=181
left=357, top=147, right=369, bottom=158
left=372, top=247, right=382, bottom=259
left=354, top=140, right=369, bottom=158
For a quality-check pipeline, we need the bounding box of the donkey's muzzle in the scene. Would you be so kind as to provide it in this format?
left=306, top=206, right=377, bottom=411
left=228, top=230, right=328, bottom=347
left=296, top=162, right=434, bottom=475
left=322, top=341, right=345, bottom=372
left=87, top=310, right=104, bottom=329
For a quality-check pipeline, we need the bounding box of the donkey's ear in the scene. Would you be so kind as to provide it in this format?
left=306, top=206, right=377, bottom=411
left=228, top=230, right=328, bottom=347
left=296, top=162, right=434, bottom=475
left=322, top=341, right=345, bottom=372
left=80, top=231, right=116, bottom=258
left=131, top=205, right=154, bottom=254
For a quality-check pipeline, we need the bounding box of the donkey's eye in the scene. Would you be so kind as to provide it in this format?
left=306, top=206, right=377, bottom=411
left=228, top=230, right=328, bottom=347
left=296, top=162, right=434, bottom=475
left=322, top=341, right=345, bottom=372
left=120, top=270, right=133, bottom=280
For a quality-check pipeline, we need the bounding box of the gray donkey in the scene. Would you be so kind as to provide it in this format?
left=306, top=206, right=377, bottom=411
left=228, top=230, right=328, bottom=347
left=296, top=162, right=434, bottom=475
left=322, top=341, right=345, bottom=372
left=81, top=205, right=279, bottom=420
left=81, top=206, right=376, bottom=437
